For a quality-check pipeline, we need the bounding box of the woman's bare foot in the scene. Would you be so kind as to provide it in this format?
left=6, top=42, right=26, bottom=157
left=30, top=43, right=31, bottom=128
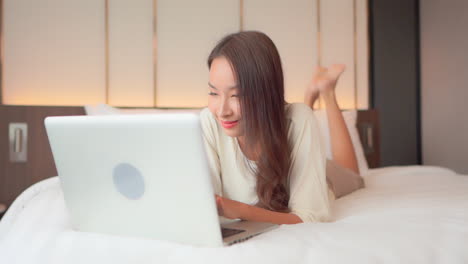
left=304, top=64, right=346, bottom=108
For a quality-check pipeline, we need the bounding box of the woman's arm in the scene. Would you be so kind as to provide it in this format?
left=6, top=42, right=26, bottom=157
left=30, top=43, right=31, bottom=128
left=216, top=195, right=302, bottom=225
left=304, top=65, right=359, bottom=174
left=216, top=104, right=331, bottom=225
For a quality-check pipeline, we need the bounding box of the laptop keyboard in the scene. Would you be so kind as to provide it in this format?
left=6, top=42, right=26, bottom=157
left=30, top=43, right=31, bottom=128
left=221, top=227, right=245, bottom=238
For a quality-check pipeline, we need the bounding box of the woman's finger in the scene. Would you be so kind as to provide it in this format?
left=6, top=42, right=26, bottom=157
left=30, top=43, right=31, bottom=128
left=215, top=195, right=224, bottom=216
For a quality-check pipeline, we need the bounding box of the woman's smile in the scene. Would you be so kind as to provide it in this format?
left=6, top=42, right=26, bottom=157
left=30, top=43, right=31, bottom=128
left=220, top=120, right=239, bottom=129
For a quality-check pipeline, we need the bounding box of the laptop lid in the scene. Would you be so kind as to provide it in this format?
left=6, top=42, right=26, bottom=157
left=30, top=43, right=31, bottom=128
left=45, top=114, right=223, bottom=247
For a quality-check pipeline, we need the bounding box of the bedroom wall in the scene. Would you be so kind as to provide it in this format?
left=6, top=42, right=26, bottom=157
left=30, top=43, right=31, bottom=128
left=420, top=0, right=468, bottom=174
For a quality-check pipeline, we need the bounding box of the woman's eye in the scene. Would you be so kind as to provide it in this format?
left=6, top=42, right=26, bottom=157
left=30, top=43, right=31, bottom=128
left=231, top=94, right=239, bottom=98
left=208, top=92, right=218, bottom=96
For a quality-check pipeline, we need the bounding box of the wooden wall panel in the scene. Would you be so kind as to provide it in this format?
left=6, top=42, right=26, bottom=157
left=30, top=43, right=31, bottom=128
left=356, top=0, right=370, bottom=109
left=108, top=0, right=155, bottom=107
left=1, top=1, right=369, bottom=109
left=320, top=0, right=356, bottom=109
left=2, top=0, right=106, bottom=106
left=243, top=0, right=318, bottom=104
left=155, top=0, right=240, bottom=107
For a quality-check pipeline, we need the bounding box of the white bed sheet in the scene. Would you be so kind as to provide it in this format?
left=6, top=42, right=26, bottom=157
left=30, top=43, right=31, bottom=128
left=0, top=166, right=467, bottom=264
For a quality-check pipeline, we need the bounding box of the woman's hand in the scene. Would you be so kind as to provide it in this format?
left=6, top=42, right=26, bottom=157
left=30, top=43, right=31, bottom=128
left=304, top=64, right=346, bottom=108
left=215, top=195, right=303, bottom=224
left=215, top=195, right=245, bottom=219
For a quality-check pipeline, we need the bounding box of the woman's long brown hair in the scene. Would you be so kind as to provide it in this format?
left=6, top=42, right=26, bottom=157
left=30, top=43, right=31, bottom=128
left=207, top=31, right=291, bottom=212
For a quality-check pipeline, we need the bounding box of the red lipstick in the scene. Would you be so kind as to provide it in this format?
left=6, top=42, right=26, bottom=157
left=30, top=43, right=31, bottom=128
left=221, top=120, right=238, bottom=129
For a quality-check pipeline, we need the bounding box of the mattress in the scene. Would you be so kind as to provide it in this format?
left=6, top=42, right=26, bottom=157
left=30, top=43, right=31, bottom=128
left=0, top=165, right=467, bottom=264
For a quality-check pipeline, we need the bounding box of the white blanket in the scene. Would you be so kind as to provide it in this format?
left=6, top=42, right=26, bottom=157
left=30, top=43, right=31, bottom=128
left=1, top=166, right=467, bottom=264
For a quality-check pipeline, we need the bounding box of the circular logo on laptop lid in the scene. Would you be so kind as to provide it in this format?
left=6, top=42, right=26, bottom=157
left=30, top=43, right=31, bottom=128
left=113, top=163, right=145, bottom=200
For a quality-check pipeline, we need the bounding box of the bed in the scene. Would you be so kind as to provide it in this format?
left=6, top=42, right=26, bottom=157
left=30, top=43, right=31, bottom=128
left=0, top=105, right=467, bottom=263
left=0, top=165, right=467, bottom=263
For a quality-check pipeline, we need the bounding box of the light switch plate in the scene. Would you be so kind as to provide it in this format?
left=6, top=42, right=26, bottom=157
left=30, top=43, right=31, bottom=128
left=9, top=123, right=28, bottom=163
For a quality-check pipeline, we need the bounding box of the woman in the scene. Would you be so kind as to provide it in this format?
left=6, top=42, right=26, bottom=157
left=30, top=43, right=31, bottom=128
left=200, top=31, right=358, bottom=225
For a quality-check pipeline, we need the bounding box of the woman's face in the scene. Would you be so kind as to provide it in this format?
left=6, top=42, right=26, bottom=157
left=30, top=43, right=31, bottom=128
left=208, top=56, right=244, bottom=138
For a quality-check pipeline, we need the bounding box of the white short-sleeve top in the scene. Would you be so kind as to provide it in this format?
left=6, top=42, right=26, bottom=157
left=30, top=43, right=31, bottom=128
left=199, top=103, right=332, bottom=223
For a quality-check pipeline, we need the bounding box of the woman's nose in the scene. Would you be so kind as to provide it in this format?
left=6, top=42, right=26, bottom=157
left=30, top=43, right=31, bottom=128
left=218, top=99, right=232, bottom=117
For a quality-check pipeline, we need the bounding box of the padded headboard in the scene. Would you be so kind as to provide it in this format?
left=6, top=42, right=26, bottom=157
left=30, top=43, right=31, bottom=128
left=0, top=105, right=86, bottom=207
left=0, top=105, right=379, bottom=208
left=357, top=110, right=380, bottom=169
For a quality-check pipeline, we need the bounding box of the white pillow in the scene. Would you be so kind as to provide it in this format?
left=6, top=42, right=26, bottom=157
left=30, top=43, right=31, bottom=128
left=84, top=104, right=201, bottom=115
left=84, top=104, right=121, bottom=115
left=84, top=104, right=369, bottom=174
left=313, top=109, right=369, bottom=174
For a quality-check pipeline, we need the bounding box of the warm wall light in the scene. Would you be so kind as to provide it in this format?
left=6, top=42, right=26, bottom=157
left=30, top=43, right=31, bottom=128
left=337, top=94, right=358, bottom=110
left=313, top=97, right=357, bottom=111
left=155, top=89, right=209, bottom=108
left=2, top=92, right=106, bottom=107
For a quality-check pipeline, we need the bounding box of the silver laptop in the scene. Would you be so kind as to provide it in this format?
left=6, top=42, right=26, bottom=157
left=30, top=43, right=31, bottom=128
left=44, top=113, right=277, bottom=247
